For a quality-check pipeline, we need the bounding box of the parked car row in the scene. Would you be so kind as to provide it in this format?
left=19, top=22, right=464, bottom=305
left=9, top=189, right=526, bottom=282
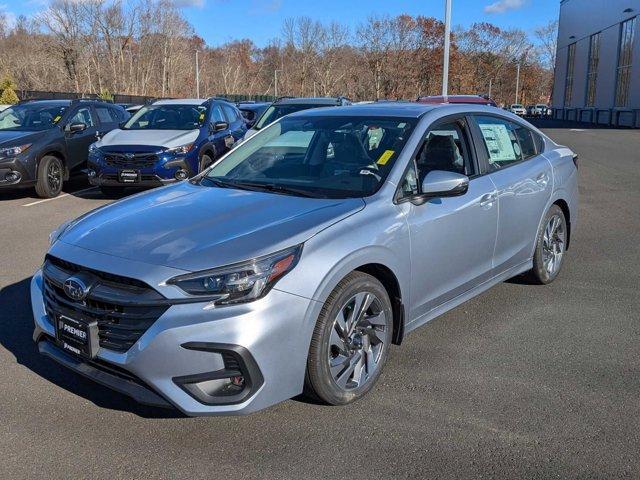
left=0, top=96, right=354, bottom=198
left=33, top=101, right=578, bottom=415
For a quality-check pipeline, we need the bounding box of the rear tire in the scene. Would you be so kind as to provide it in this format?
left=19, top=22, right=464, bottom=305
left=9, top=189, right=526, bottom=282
left=35, top=155, right=64, bottom=198
left=304, top=272, right=393, bottom=405
left=99, top=186, right=125, bottom=198
left=527, top=204, right=567, bottom=284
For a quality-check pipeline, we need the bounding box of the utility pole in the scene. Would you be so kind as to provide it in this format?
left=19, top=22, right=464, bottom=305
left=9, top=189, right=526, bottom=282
left=195, top=50, right=200, bottom=98
left=442, top=0, right=452, bottom=96
left=488, top=79, right=492, bottom=99
left=515, top=62, right=520, bottom=105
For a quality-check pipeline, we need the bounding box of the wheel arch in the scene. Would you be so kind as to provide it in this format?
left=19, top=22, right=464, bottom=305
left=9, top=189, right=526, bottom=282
left=37, top=149, right=69, bottom=180
left=354, top=263, right=405, bottom=345
left=553, top=198, right=571, bottom=250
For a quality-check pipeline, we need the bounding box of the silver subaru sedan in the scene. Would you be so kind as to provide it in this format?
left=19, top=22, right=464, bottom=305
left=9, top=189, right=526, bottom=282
left=32, top=103, right=578, bottom=415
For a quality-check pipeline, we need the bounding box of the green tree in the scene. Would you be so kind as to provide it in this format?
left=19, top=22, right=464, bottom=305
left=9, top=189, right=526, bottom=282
left=0, top=74, right=19, bottom=104
left=97, top=89, right=114, bottom=102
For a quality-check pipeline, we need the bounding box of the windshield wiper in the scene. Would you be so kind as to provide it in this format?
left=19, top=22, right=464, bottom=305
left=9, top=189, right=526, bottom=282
left=223, top=180, right=322, bottom=198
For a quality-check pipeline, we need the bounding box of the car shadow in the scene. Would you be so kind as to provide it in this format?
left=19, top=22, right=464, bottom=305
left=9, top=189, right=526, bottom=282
left=527, top=117, right=622, bottom=130
left=0, top=277, right=185, bottom=419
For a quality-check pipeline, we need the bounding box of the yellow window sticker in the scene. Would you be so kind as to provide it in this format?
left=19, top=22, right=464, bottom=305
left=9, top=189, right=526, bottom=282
left=377, top=150, right=395, bottom=165
left=199, top=112, right=205, bottom=121
left=53, top=115, right=62, bottom=123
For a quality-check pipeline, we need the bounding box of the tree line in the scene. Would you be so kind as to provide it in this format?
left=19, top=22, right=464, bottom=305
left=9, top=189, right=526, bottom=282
left=0, top=0, right=557, bottom=106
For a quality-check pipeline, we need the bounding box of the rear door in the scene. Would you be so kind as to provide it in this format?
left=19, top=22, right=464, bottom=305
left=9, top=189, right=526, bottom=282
left=221, top=103, right=247, bottom=144
left=64, top=105, right=99, bottom=168
left=470, top=114, right=553, bottom=273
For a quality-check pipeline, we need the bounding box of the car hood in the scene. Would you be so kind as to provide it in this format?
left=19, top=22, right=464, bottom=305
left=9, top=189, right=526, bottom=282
left=0, top=130, right=42, bottom=147
left=97, top=128, right=199, bottom=149
left=59, top=182, right=365, bottom=272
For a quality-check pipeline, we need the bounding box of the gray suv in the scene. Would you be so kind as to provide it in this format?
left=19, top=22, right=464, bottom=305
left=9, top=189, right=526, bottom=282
left=32, top=103, right=578, bottom=415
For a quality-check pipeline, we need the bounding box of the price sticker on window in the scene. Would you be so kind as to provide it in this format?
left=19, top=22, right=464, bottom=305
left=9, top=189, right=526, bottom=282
left=377, top=150, right=395, bottom=165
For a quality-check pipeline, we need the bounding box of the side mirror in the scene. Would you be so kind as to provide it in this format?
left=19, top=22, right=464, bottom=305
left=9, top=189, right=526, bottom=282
left=413, top=170, right=469, bottom=205
left=211, top=121, right=229, bottom=133
left=65, top=122, right=87, bottom=133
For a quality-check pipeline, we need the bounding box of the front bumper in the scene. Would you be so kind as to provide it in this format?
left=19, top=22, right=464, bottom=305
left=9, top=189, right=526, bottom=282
left=31, top=262, right=317, bottom=416
left=0, top=156, right=35, bottom=188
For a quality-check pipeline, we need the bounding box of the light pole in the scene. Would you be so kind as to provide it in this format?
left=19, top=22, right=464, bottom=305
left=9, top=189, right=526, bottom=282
left=274, top=69, right=281, bottom=98
left=514, top=62, right=520, bottom=104
left=195, top=50, right=200, bottom=98
left=442, top=0, right=452, bottom=96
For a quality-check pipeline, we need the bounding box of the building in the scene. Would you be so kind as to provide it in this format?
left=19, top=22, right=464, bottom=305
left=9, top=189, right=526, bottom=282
left=552, top=0, right=639, bottom=126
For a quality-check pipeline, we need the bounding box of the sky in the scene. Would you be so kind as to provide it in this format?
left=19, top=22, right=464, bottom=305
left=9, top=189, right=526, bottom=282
left=2, top=0, right=561, bottom=46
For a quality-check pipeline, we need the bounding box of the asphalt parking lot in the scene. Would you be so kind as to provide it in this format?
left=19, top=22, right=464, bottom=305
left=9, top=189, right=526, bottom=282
left=0, top=120, right=638, bottom=479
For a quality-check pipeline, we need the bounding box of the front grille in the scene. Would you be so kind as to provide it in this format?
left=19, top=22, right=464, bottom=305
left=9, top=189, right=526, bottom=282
left=43, top=256, right=170, bottom=353
left=102, top=151, right=159, bottom=169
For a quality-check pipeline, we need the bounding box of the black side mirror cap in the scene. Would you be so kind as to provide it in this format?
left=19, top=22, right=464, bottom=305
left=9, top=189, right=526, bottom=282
left=65, top=122, right=87, bottom=133
left=211, top=121, right=229, bottom=132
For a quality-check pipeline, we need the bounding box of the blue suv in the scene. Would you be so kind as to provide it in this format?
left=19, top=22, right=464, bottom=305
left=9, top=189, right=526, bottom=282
left=88, top=98, right=247, bottom=195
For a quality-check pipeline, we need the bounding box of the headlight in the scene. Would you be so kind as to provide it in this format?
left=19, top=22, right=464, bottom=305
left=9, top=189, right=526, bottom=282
left=166, top=143, right=194, bottom=155
left=0, top=143, right=32, bottom=158
left=168, top=245, right=302, bottom=305
left=49, top=220, right=72, bottom=246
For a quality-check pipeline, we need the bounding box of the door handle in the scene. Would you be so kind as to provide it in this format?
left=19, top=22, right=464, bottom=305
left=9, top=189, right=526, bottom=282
left=479, top=192, right=497, bottom=207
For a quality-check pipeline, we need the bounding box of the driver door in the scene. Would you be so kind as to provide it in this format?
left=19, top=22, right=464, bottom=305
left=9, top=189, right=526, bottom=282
left=64, top=106, right=98, bottom=169
left=398, top=116, right=498, bottom=323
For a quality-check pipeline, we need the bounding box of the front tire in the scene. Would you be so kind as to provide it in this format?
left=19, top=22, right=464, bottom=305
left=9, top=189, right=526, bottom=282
left=35, top=155, right=64, bottom=198
left=199, top=153, right=214, bottom=173
left=528, top=204, right=567, bottom=284
left=305, top=272, right=393, bottom=405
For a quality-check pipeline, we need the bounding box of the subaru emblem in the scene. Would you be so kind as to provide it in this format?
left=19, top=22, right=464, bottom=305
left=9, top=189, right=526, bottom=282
left=63, top=277, right=90, bottom=302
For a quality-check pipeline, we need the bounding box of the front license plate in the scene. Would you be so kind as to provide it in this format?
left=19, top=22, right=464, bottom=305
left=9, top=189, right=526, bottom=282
left=118, top=170, right=140, bottom=183
left=55, top=315, right=99, bottom=358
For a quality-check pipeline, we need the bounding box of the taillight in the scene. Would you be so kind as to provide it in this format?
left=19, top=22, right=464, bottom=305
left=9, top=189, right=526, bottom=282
left=572, top=153, right=578, bottom=169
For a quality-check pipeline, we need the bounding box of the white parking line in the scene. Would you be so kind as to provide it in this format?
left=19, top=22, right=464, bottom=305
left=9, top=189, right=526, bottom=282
left=22, top=187, right=98, bottom=207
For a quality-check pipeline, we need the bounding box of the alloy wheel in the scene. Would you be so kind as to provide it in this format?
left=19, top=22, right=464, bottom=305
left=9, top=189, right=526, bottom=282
left=542, top=214, right=565, bottom=276
left=328, top=292, right=389, bottom=390
left=47, top=160, right=62, bottom=192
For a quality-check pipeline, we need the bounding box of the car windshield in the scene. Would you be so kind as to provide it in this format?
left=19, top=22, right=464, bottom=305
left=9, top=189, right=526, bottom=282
left=512, top=104, right=523, bottom=109
left=202, top=115, right=417, bottom=199
left=0, top=103, right=67, bottom=131
left=123, top=104, right=207, bottom=130
left=254, top=103, right=330, bottom=130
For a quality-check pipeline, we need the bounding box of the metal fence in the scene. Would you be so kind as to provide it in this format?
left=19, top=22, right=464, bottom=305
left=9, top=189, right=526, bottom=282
left=17, top=90, right=277, bottom=105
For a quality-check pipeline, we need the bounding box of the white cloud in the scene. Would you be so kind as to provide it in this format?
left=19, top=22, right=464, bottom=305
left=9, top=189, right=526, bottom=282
left=484, top=0, right=526, bottom=14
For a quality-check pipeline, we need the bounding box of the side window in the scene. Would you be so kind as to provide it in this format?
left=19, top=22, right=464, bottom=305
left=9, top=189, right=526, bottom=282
left=532, top=131, right=545, bottom=154
left=414, top=120, right=473, bottom=185
left=474, top=116, right=522, bottom=170
left=210, top=105, right=225, bottom=123
left=222, top=104, right=239, bottom=123
left=397, top=162, right=419, bottom=200
left=69, top=107, right=94, bottom=127
left=110, top=106, right=129, bottom=122
left=96, top=107, right=116, bottom=124
left=512, top=124, right=537, bottom=160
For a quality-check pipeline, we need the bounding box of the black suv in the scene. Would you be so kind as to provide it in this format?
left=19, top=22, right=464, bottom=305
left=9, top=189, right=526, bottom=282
left=0, top=99, right=128, bottom=198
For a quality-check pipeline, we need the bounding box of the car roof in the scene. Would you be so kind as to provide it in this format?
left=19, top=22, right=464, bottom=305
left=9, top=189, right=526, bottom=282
left=286, top=102, right=516, bottom=119
left=273, top=97, right=345, bottom=106
left=19, top=99, right=72, bottom=106
left=286, top=102, right=433, bottom=118
left=153, top=98, right=208, bottom=106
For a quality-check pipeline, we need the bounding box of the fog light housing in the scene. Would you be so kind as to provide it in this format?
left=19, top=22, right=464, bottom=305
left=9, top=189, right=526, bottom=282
left=173, top=343, right=263, bottom=406
left=87, top=169, right=96, bottom=178
left=5, top=171, right=21, bottom=183
left=175, top=169, right=188, bottom=180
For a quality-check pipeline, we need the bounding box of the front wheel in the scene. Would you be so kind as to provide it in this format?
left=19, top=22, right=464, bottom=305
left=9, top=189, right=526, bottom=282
left=305, top=272, right=393, bottom=405
left=528, top=204, right=567, bottom=284
left=35, top=155, right=64, bottom=198
left=198, top=153, right=214, bottom=173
